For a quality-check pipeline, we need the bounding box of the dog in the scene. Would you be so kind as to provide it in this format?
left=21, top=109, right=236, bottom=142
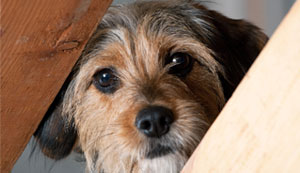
left=34, top=0, right=268, bottom=172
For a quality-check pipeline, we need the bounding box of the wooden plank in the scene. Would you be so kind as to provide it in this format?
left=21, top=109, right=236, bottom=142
left=0, top=0, right=112, bottom=171
left=182, top=1, right=300, bottom=172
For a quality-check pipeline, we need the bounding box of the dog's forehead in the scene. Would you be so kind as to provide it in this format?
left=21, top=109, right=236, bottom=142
left=99, top=1, right=210, bottom=33
left=79, top=1, right=217, bottom=75
left=84, top=2, right=212, bottom=51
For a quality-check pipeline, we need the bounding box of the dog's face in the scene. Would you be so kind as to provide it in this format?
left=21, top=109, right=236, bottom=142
left=35, top=1, right=267, bottom=172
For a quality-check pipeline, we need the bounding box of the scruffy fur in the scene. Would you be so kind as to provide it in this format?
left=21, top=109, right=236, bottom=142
left=35, top=0, right=268, bottom=172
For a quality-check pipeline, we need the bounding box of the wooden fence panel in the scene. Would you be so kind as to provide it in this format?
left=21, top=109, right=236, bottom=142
left=182, top=1, right=300, bottom=172
left=0, top=0, right=112, bottom=172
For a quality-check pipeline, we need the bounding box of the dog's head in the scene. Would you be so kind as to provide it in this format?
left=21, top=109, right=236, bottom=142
left=35, top=1, right=267, bottom=172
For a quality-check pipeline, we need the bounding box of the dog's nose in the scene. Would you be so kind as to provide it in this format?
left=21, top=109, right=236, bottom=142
left=135, top=105, right=174, bottom=138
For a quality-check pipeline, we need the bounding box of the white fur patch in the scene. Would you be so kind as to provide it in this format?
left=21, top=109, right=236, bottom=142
left=139, top=153, right=187, bottom=173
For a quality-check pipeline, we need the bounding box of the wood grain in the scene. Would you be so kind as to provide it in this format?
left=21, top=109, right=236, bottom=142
left=0, top=0, right=112, bottom=171
left=181, top=1, right=300, bottom=172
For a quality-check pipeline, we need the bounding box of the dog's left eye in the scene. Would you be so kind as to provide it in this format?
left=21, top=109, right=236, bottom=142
left=165, top=52, right=194, bottom=77
left=93, top=68, right=119, bottom=94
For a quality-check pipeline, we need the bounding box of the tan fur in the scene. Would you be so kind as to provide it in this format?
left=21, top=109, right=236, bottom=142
left=39, top=0, right=268, bottom=172
left=62, top=20, right=224, bottom=172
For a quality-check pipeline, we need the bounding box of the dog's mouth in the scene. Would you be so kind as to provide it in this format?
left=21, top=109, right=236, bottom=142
left=146, top=144, right=174, bottom=159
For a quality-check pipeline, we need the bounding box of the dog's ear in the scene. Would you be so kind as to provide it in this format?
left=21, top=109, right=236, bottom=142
left=34, top=79, right=77, bottom=160
left=192, top=4, right=268, bottom=100
left=210, top=10, right=268, bottom=100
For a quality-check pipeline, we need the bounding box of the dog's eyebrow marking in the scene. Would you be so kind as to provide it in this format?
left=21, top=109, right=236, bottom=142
left=92, top=29, right=126, bottom=47
left=128, top=31, right=136, bottom=64
left=81, top=28, right=133, bottom=64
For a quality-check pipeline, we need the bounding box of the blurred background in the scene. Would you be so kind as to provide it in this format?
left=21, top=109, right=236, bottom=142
left=13, top=0, right=296, bottom=172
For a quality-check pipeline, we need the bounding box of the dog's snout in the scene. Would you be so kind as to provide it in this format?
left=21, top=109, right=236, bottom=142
left=135, top=106, right=174, bottom=138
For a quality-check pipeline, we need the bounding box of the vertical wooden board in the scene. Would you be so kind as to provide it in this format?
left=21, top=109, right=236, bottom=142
left=0, top=0, right=112, bottom=171
left=182, top=1, right=300, bottom=172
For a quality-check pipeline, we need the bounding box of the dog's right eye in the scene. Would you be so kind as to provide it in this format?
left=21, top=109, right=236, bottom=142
left=165, top=52, right=194, bottom=77
left=93, top=68, right=119, bottom=94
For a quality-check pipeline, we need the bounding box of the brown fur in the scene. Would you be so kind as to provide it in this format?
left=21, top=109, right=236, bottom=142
left=34, top=0, right=267, bottom=172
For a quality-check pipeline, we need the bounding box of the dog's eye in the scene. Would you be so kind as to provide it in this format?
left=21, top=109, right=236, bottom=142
left=165, top=52, right=194, bottom=77
left=93, top=68, right=119, bottom=94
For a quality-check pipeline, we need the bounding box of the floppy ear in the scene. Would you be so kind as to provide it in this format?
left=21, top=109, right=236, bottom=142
left=34, top=79, right=77, bottom=160
left=191, top=3, right=268, bottom=100
left=208, top=10, right=268, bottom=100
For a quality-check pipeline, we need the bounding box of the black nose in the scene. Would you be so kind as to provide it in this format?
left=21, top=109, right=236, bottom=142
left=135, top=105, right=174, bottom=138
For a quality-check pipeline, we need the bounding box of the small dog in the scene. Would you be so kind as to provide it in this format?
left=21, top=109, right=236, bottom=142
left=35, top=0, right=267, bottom=172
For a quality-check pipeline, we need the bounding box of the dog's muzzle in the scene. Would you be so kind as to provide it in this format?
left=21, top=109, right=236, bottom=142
left=135, top=105, right=175, bottom=158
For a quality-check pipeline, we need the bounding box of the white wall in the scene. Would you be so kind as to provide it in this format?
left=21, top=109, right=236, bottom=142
left=207, top=0, right=296, bottom=36
left=206, top=0, right=247, bottom=19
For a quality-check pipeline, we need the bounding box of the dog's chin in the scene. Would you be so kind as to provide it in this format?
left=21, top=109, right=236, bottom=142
left=135, top=139, right=187, bottom=172
left=139, top=152, right=188, bottom=173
